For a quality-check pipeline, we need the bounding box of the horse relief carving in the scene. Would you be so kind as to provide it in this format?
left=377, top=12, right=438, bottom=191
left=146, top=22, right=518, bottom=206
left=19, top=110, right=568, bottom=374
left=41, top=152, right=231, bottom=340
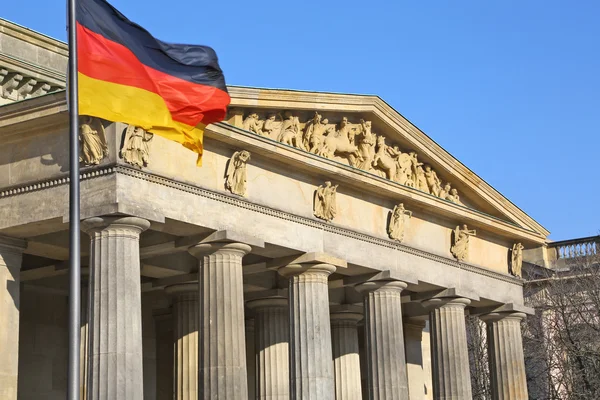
left=236, top=110, right=468, bottom=208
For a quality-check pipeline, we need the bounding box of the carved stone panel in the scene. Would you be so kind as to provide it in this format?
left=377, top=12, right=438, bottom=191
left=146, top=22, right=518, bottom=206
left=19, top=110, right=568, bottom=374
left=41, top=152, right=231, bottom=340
left=225, top=150, right=251, bottom=197
left=451, top=224, right=476, bottom=262
left=510, top=243, right=524, bottom=278
left=120, top=125, right=153, bottom=168
left=388, top=203, right=412, bottom=242
left=314, top=181, right=338, bottom=222
left=79, top=116, right=109, bottom=166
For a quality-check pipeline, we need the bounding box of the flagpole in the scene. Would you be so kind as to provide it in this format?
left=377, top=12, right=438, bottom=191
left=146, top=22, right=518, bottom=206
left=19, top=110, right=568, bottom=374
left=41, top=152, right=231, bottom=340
left=67, top=0, right=81, bottom=398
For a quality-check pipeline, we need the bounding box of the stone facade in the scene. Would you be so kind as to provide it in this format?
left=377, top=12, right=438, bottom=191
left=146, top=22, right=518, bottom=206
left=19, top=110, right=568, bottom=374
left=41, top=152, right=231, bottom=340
left=0, top=17, right=544, bottom=400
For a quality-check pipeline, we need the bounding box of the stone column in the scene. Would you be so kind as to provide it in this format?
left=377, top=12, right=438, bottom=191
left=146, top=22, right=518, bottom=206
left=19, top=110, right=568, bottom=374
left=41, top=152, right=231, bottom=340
left=189, top=241, right=251, bottom=400
left=83, top=216, right=150, bottom=400
left=247, top=297, right=290, bottom=400
left=0, top=235, right=26, bottom=400
left=153, top=309, right=173, bottom=400
left=245, top=318, right=256, bottom=400
left=481, top=312, right=528, bottom=400
left=279, top=262, right=337, bottom=400
left=424, top=297, right=472, bottom=400
left=165, top=283, right=199, bottom=400
left=356, top=280, right=409, bottom=400
left=330, top=305, right=363, bottom=400
left=403, top=319, right=426, bottom=400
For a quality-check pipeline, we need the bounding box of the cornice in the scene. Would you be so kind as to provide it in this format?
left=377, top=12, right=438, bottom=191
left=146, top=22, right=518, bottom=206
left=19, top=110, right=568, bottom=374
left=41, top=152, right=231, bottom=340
left=0, top=18, right=68, bottom=56
left=0, top=163, right=521, bottom=286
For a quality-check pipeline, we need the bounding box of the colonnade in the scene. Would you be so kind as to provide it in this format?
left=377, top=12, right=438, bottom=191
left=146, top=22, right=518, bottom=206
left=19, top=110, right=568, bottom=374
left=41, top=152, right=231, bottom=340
left=0, top=217, right=529, bottom=399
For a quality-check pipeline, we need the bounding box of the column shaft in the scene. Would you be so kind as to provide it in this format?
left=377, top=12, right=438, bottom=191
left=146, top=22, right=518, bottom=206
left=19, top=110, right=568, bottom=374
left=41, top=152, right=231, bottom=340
left=403, top=320, right=426, bottom=400
left=330, top=309, right=363, bottom=400
left=281, top=263, right=336, bottom=400
left=166, top=283, right=199, bottom=400
left=154, top=311, right=173, bottom=400
left=483, top=313, right=528, bottom=400
left=358, top=281, right=409, bottom=400
left=245, top=319, right=256, bottom=400
left=248, top=298, right=290, bottom=400
left=84, top=216, right=150, bottom=400
left=426, top=298, right=472, bottom=400
left=0, top=236, right=25, bottom=400
left=190, top=242, right=251, bottom=400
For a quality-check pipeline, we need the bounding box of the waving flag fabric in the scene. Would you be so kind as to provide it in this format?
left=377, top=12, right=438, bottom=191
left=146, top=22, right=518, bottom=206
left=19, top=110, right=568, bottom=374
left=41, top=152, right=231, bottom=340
left=76, top=0, right=230, bottom=165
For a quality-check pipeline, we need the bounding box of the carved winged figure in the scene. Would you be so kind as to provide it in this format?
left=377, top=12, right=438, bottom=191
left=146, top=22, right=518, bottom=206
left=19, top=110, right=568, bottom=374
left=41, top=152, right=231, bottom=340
left=121, top=125, right=153, bottom=168
left=79, top=116, right=109, bottom=165
left=314, top=181, right=338, bottom=222
left=225, top=150, right=251, bottom=196
left=511, top=242, right=524, bottom=278
left=451, top=224, right=476, bottom=261
left=388, top=203, right=413, bottom=242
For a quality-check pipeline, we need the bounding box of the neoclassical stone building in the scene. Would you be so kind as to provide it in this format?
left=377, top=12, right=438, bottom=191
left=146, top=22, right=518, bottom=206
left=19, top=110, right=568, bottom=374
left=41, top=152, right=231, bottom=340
left=0, top=18, right=545, bottom=400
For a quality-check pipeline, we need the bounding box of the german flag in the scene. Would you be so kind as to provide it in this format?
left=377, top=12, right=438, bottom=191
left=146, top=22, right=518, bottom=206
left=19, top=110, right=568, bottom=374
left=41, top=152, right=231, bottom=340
left=76, top=0, right=230, bottom=165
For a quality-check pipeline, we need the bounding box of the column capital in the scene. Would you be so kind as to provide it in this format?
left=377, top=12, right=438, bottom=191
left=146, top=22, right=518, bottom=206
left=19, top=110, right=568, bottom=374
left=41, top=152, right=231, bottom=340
left=278, top=262, right=336, bottom=278
left=81, top=215, right=150, bottom=234
left=330, top=304, right=363, bottom=325
left=480, top=311, right=527, bottom=323
left=355, top=279, right=407, bottom=294
left=246, top=296, right=287, bottom=311
left=188, top=242, right=252, bottom=258
left=422, top=297, right=471, bottom=310
left=165, top=282, right=198, bottom=300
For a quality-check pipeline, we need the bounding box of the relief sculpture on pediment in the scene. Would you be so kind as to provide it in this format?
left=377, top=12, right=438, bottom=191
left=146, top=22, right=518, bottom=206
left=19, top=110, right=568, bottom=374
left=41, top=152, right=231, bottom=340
left=235, top=110, right=470, bottom=209
left=79, top=116, right=109, bottom=166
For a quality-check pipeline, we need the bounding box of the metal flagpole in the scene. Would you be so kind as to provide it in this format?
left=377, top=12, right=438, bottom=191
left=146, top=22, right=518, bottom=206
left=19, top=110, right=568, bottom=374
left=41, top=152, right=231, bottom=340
left=67, top=0, right=81, bottom=398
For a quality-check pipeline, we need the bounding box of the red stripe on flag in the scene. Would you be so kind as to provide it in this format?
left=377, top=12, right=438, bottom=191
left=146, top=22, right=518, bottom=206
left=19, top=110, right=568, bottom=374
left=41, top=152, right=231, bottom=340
left=77, top=23, right=230, bottom=126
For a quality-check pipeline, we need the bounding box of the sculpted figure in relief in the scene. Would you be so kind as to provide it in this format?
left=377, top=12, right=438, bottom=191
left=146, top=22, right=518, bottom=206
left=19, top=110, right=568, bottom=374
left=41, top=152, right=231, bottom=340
left=261, top=114, right=278, bottom=138
left=79, top=116, right=109, bottom=165
left=424, top=165, right=441, bottom=196
left=243, top=113, right=264, bottom=135
left=510, top=242, right=524, bottom=278
left=225, top=150, right=251, bottom=196
left=121, top=125, right=153, bottom=168
left=439, top=183, right=451, bottom=200
left=314, top=181, right=338, bottom=222
left=372, top=136, right=398, bottom=181
left=388, top=203, right=412, bottom=242
left=303, top=112, right=325, bottom=150
left=278, top=113, right=304, bottom=149
left=446, top=188, right=463, bottom=205
left=320, top=117, right=359, bottom=161
left=415, top=165, right=429, bottom=193
left=353, top=120, right=376, bottom=170
left=451, top=224, right=476, bottom=261
left=408, top=152, right=423, bottom=187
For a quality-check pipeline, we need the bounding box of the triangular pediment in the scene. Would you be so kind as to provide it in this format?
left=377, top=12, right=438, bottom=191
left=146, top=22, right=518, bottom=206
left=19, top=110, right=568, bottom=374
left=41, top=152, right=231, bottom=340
left=225, top=86, right=548, bottom=242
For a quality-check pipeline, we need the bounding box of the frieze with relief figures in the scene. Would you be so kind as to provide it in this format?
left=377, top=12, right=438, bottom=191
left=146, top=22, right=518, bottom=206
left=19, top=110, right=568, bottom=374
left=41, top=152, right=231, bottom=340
left=232, top=110, right=466, bottom=207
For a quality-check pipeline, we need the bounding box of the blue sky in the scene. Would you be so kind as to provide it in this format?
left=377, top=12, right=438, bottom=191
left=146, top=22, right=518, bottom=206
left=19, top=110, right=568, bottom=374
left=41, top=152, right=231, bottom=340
left=3, top=0, right=599, bottom=240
